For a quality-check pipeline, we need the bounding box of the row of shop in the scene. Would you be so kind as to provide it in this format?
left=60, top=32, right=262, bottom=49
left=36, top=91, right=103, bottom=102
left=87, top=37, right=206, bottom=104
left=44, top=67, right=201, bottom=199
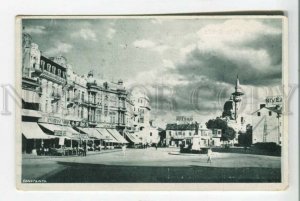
left=21, top=121, right=143, bottom=155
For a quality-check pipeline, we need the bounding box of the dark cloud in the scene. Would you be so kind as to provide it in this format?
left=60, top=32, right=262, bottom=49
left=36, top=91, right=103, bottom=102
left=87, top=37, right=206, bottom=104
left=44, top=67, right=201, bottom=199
left=146, top=78, right=229, bottom=117
left=173, top=35, right=282, bottom=86
left=240, top=34, right=282, bottom=66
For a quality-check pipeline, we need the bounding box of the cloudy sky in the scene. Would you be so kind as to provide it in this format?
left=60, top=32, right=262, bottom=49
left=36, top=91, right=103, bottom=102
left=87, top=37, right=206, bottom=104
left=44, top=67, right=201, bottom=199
left=23, top=17, right=284, bottom=127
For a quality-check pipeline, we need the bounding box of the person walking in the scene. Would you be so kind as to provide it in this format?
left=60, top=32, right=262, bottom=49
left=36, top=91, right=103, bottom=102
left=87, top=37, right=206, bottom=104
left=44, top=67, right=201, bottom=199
left=207, top=148, right=212, bottom=163
left=83, top=144, right=87, bottom=157
left=122, top=144, right=126, bottom=156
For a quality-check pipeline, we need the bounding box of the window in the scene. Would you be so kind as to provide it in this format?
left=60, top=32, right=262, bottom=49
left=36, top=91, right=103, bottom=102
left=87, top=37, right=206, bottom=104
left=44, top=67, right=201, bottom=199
left=52, top=66, right=56, bottom=74
left=45, top=100, right=48, bottom=112
left=150, top=132, right=152, bottom=136
left=41, top=60, right=45, bottom=70
left=57, top=69, right=61, bottom=77
left=139, top=117, right=144, bottom=123
left=47, top=64, right=51, bottom=71
left=257, top=112, right=261, bottom=116
left=81, top=92, right=84, bottom=102
left=189, top=132, right=192, bottom=136
left=269, top=111, right=272, bottom=116
left=169, top=131, right=171, bottom=136
left=56, top=102, right=59, bottom=113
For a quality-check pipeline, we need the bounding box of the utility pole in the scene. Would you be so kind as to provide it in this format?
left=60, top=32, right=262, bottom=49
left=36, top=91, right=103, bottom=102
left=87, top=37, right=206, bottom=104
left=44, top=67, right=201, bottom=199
left=263, top=117, right=268, bottom=142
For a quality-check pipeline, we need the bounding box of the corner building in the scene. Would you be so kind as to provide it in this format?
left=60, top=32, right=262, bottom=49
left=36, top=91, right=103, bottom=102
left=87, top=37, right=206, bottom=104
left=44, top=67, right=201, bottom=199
left=21, top=33, right=153, bottom=154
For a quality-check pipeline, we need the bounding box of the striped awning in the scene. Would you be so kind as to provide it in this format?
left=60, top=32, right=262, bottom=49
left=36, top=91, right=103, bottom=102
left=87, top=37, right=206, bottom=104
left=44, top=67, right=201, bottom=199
left=96, top=128, right=118, bottom=143
left=107, top=129, right=128, bottom=144
left=125, top=132, right=141, bottom=144
left=78, top=127, right=105, bottom=140
left=22, top=122, right=55, bottom=139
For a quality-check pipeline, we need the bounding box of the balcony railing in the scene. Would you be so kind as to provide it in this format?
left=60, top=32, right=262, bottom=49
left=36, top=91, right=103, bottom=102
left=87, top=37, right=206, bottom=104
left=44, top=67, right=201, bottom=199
left=51, top=92, right=61, bottom=100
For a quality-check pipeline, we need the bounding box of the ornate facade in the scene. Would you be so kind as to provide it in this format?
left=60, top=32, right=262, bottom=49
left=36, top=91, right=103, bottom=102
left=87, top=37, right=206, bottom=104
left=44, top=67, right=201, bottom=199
left=21, top=33, right=150, bottom=153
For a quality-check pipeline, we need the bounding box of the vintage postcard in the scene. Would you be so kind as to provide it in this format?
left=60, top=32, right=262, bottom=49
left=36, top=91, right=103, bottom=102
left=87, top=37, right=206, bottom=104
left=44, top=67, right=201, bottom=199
left=16, top=15, right=288, bottom=191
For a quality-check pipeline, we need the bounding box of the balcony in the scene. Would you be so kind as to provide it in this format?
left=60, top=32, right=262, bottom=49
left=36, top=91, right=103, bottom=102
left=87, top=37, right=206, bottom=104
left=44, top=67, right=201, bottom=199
left=51, top=92, right=61, bottom=100
left=31, top=64, right=43, bottom=77
left=40, top=70, right=65, bottom=85
left=66, top=80, right=75, bottom=89
left=118, top=107, right=126, bottom=112
left=88, top=100, right=97, bottom=108
left=80, top=99, right=89, bottom=106
left=117, top=123, right=126, bottom=129
left=72, top=97, right=80, bottom=103
left=89, top=121, right=97, bottom=126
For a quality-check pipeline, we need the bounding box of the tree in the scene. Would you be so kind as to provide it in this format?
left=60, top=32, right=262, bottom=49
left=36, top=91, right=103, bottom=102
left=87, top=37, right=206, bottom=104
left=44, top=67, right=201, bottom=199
left=222, top=127, right=236, bottom=141
left=206, top=117, right=228, bottom=131
left=206, top=117, right=236, bottom=142
left=238, top=124, right=253, bottom=147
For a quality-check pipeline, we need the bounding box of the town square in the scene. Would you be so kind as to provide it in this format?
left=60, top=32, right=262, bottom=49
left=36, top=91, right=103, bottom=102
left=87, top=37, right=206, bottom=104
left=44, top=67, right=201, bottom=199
left=19, top=17, right=284, bottom=184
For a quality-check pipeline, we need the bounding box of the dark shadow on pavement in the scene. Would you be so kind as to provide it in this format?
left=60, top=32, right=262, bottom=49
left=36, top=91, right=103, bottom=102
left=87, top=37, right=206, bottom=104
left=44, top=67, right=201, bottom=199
left=39, top=161, right=281, bottom=183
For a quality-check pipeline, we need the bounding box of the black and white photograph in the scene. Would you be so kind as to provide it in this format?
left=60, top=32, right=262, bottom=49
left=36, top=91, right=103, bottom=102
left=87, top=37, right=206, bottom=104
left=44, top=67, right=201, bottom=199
left=17, top=16, right=288, bottom=190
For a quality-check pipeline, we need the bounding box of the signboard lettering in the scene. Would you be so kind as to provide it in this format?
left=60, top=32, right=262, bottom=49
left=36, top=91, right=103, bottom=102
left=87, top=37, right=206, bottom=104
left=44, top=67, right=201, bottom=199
left=266, top=96, right=283, bottom=107
left=176, top=116, right=193, bottom=122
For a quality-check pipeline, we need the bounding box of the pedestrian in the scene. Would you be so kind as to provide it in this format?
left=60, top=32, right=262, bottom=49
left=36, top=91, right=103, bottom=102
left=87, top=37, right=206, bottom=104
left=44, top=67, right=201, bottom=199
left=122, top=144, right=126, bottom=156
left=207, top=148, right=212, bottom=163
left=83, top=144, right=87, bottom=157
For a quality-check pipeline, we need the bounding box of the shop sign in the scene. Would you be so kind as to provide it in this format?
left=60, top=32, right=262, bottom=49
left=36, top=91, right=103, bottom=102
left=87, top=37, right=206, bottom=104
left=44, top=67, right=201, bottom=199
left=54, top=130, right=66, bottom=136
left=176, top=116, right=193, bottom=122
left=39, top=116, right=70, bottom=126
left=59, top=137, right=65, bottom=145
left=266, top=96, right=283, bottom=107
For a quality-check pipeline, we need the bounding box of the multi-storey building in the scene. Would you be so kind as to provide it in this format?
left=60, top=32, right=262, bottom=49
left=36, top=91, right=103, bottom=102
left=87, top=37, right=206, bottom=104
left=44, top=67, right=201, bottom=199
left=165, top=121, right=212, bottom=149
left=21, top=33, right=149, bottom=154
left=252, top=96, right=283, bottom=145
left=130, top=90, right=151, bottom=144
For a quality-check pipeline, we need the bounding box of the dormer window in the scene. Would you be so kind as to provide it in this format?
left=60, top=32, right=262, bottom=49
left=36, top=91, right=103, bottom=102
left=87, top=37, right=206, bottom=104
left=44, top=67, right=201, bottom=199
left=47, top=63, right=51, bottom=71
left=57, top=69, right=61, bottom=77
left=257, top=112, right=261, bottom=116
left=52, top=66, right=56, bottom=74
left=40, top=60, right=45, bottom=70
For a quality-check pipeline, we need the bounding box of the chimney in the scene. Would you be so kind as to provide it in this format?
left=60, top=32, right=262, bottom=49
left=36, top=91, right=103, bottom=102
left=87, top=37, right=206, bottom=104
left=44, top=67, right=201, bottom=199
left=149, top=120, right=153, bottom=127
left=260, top=104, right=266, bottom=109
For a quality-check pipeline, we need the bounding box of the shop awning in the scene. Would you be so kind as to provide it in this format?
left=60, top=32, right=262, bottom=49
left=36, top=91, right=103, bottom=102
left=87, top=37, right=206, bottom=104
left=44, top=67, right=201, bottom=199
left=96, top=128, right=118, bottom=143
left=78, top=127, right=105, bottom=140
left=107, top=129, right=128, bottom=144
left=22, top=122, right=55, bottom=139
left=38, top=123, right=63, bottom=132
left=22, top=109, right=42, bottom=118
left=133, top=131, right=145, bottom=143
left=38, top=123, right=71, bottom=139
left=64, top=127, right=81, bottom=140
left=125, top=132, right=140, bottom=144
